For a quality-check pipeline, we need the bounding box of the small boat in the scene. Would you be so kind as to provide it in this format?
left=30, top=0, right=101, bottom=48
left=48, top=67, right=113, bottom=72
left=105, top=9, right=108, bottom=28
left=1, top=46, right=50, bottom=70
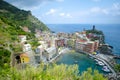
left=89, top=56, right=94, bottom=59
left=74, top=61, right=78, bottom=63
left=88, top=54, right=92, bottom=56
left=102, top=66, right=110, bottom=72
left=96, top=61, right=105, bottom=66
left=95, top=59, right=99, bottom=62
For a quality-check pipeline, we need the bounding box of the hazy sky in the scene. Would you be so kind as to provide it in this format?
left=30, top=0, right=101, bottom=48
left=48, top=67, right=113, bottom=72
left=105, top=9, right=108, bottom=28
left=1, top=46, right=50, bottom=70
left=5, top=0, right=120, bottom=24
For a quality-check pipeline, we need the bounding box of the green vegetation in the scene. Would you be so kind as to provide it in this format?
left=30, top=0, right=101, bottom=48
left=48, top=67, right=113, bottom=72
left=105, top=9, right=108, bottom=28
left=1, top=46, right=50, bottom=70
left=0, top=0, right=49, bottom=49
left=67, top=39, right=75, bottom=48
left=115, top=64, right=120, bottom=72
left=0, top=0, right=49, bottom=47
left=86, top=29, right=104, bottom=35
left=86, top=29, right=105, bottom=44
left=0, top=64, right=107, bottom=80
left=0, top=47, right=11, bottom=69
left=80, top=68, right=107, bottom=80
left=98, top=45, right=113, bottom=55
left=0, top=0, right=49, bottom=69
left=0, top=0, right=49, bottom=33
left=10, top=44, right=22, bottom=52
left=29, top=39, right=41, bottom=50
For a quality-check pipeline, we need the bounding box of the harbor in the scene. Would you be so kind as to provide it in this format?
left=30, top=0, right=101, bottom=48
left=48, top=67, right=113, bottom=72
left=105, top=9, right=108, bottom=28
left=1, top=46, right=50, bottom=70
left=54, top=49, right=117, bottom=79
left=77, top=50, right=117, bottom=77
left=56, top=52, right=109, bottom=74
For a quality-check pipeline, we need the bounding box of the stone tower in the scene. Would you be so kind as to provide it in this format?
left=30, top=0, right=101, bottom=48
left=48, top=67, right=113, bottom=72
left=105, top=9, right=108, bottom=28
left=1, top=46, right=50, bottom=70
left=93, top=25, right=95, bottom=31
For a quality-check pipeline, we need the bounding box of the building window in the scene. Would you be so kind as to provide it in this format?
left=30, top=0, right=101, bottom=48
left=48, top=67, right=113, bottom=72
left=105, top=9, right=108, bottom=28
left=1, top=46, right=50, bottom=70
left=22, top=58, right=24, bottom=63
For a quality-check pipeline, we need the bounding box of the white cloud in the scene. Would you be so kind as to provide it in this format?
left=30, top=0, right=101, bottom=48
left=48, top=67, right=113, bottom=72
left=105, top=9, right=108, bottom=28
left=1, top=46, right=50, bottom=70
left=90, top=7, right=101, bottom=13
left=102, top=9, right=109, bottom=15
left=5, top=0, right=48, bottom=10
left=71, top=6, right=110, bottom=19
left=89, top=3, right=120, bottom=16
left=90, top=7, right=109, bottom=15
left=59, top=13, right=65, bottom=16
left=46, top=9, right=57, bottom=15
left=56, top=0, right=64, bottom=2
left=113, top=3, right=120, bottom=10
left=5, top=0, right=64, bottom=11
left=59, top=13, right=72, bottom=18
left=111, top=3, right=120, bottom=16
left=66, top=13, right=72, bottom=18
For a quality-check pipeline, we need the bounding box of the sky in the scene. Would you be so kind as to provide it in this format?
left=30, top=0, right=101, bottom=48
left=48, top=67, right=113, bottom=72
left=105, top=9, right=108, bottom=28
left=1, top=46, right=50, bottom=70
left=5, top=0, right=120, bottom=24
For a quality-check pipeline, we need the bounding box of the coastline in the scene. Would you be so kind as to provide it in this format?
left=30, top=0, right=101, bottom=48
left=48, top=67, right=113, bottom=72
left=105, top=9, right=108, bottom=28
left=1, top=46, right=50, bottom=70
left=76, top=50, right=117, bottom=79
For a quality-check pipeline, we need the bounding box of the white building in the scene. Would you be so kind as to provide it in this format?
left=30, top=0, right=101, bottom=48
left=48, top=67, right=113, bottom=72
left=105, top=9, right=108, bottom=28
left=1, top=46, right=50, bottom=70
left=23, top=44, right=31, bottom=52
left=35, top=45, right=43, bottom=54
left=35, top=33, right=40, bottom=38
left=75, top=32, right=89, bottom=41
left=45, top=47, right=57, bottom=61
left=51, top=37, right=58, bottom=47
left=75, top=41, right=87, bottom=51
left=35, top=45, right=44, bottom=63
left=38, top=41, right=48, bottom=49
left=19, top=35, right=26, bottom=43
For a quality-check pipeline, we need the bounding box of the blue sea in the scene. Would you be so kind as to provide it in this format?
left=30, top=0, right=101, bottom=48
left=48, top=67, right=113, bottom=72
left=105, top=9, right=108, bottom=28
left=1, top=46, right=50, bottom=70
left=47, top=24, right=120, bottom=56
left=56, top=52, right=108, bottom=74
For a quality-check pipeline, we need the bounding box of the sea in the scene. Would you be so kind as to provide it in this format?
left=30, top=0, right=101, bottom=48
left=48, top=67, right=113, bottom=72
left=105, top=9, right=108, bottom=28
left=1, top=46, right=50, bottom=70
left=46, top=24, right=120, bottom=74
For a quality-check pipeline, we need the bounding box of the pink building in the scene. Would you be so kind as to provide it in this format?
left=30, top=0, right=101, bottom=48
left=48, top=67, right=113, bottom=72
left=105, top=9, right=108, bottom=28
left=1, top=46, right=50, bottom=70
left=55, top=39, right=65, bottom=47
left=94, top=40, right=99, bottom=51
left=83, top=42, right=95, bottom=53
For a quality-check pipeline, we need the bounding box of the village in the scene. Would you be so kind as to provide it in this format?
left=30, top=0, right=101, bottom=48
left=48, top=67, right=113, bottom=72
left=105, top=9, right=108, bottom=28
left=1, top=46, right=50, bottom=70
left=12, top=26, right=104, bottom=67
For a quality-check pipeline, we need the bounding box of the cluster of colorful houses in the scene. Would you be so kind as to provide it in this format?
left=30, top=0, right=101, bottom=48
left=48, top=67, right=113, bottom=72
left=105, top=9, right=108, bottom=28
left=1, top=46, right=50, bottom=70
left=75, top=31, right=99, bottom=53
left=14, top=27, right=102, bottom=67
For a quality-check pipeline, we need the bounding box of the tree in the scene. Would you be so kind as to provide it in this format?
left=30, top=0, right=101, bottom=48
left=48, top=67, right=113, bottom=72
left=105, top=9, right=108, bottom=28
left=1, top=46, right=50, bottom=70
left=67, top=39, right=75, bottom=48
left=80, top=68, right=107, bottom=80
left=115, top=64, right=120, bottom=72
left=0, top=47, right=11, bottom=68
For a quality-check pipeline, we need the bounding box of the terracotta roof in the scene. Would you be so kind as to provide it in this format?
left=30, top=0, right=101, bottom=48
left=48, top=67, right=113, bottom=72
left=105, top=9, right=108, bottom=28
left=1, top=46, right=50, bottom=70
left=19, top=35, right=26, bottom=37
left=20, top=53, right=29, bottom=57
left=79, top=39, right=87, bottom=42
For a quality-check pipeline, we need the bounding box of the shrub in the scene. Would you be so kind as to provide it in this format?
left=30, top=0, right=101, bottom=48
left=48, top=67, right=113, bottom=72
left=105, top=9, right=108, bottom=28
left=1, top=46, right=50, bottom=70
left=0, top=63, right=107, bottom=80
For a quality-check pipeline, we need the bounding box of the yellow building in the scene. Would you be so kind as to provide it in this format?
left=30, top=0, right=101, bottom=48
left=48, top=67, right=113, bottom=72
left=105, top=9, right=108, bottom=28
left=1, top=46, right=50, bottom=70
left=20, top=53, right=30, bottom=63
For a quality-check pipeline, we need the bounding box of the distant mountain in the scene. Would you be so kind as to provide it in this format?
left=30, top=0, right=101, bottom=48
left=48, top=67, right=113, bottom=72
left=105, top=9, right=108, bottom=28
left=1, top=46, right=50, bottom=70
left=0, top=0, right=49, bottom=33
